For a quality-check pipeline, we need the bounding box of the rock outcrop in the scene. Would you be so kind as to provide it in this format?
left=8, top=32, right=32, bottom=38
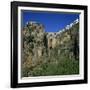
left=22, top=19, right=79, bottom=77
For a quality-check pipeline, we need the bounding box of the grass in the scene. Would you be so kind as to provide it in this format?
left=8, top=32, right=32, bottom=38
left=22, top=51, right=79, bottom=77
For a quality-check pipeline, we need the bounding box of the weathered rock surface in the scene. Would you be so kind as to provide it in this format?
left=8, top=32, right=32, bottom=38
left=22, top=20, right=79, bottom=77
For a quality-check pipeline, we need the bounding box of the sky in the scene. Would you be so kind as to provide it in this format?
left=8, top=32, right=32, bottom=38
left=21, top=10, right=80, bottom=32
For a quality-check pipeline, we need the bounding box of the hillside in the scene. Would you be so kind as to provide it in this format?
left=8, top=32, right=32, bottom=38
left=21, top=20, right=79, bottom=77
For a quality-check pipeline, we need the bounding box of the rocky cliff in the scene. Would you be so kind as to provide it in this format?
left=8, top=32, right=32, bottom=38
left=22, top=19, right=79, bottom=77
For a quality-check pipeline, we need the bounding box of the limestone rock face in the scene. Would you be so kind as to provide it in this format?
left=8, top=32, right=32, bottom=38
left=22, top=21, right=45, bottom=67
left=22, top=20, right=79, bottom=77
left=22, top=21, right=79, bottom=62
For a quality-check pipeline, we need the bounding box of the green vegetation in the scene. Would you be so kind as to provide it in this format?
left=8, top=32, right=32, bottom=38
left=22, top=53, right=79, bottom=77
